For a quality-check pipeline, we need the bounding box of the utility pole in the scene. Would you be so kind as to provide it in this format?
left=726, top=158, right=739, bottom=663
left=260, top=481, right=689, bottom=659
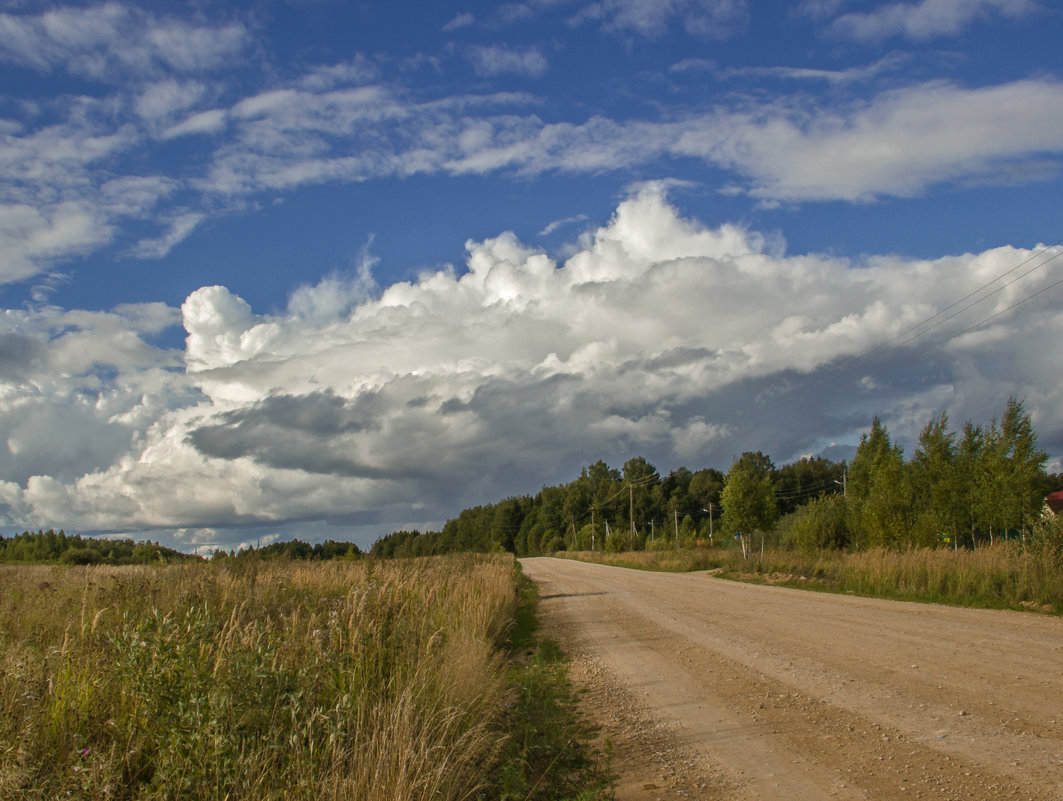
left=629, top=483, right=635, bottom=541
left=835, top=469, right=847, bottom=498
left=674, top=508, right=679, bottom=542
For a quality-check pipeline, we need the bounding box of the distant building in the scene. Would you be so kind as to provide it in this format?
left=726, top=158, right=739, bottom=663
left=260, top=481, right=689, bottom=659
left=1044, top=491, right=1063, bottom=516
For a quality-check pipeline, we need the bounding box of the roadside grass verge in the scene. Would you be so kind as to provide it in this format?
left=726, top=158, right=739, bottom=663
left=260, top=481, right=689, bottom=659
left=0, top=555, right=612, bottom=800
left=557, top=545, right=1062, bottom=614
left=490, top=571, right=614, bottom=801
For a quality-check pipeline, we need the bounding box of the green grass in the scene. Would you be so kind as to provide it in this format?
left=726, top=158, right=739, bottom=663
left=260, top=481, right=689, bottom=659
left=490, top=572, right=614, bottom=801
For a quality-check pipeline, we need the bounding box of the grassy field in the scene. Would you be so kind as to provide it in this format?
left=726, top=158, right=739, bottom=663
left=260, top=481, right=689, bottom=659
left=0, top=555, right=612, bottom=800
left=559, top=543, right=1063, bottom=614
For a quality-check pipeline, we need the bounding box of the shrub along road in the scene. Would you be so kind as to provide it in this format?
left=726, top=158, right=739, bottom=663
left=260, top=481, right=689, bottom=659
left=520, top=557, right=1063, bottom=801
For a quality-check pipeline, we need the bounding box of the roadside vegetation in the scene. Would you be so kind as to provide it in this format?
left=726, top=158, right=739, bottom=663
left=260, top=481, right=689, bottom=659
left=559, top=536, right=1063, bottom=613
left=0, top=555, right=613, bottom=800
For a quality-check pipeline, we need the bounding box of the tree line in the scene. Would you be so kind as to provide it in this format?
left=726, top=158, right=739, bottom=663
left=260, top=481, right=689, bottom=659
left=0, top=530, right=195, bottom=565
left=372, top=453, right=847, bottom=557
left=0, top=531, right=365, bottom=565
left=373, top=398, right=1062, bottom=558
left=210, top=539, right=363, bottom=561
left=791, top=398, right=1060, bottom=553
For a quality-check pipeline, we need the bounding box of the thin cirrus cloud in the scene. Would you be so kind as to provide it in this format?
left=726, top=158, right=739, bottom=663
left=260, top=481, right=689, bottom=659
left=3, top=37, right=1063, bottom=285
left=0, top=186, right=1059, bottom=548
left=571, top=0, right=749, bottom=38
left=193, top=75, right=1063, bottom=200
left=467, top=44, right=549, bottom=77
left=0, top=3, right=250, bottom=79
left=829, top=0, right=1037, bottom=41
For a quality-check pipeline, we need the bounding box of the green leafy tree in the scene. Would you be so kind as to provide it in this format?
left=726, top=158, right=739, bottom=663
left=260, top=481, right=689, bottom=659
left=973, top=398, right=1047, bottom=544
left=848, top=418, right=911, bottom=547
left=910, top=413, right=963, bottom=547
left=790, top=493, right=849, bottom=553
left=998, top=397, right=1048, bottom=539
left=956, top=422, right=984, bottom=548
left=720, top=452, right=778, bottom=559
left=622, top=456, right=661, bottom=546
left=773, top=456, right=845, bottom=516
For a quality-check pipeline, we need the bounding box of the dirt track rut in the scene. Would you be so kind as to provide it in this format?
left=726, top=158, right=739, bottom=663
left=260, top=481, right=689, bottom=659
left=519, top=557, right=1063, bottom=801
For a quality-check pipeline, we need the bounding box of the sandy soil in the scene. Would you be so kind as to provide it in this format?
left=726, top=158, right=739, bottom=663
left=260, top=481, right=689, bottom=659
left=519, top=557, right=1063, bottom=801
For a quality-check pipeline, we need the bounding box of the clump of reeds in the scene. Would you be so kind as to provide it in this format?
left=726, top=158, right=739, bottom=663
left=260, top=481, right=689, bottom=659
left=0, top=555, right=517, bottom=800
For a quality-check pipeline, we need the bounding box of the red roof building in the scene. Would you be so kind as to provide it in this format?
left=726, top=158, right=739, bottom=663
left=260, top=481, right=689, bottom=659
left=1045, top=491, right=1063, bottom=516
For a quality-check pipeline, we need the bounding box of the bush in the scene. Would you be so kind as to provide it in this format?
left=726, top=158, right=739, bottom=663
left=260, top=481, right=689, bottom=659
left=790, top=494, right=849, bottom=554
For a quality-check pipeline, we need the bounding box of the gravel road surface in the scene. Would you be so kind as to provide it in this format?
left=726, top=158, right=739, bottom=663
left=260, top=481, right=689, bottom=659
left=520, top=557, right=1063, bottom=801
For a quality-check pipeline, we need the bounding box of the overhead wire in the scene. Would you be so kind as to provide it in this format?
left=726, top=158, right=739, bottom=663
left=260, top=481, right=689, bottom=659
left=826, top=243, right=1063, bottom=382
left=830, top=238, right=1063, bottom=379
left=718, top=237, right=1063, bottom=439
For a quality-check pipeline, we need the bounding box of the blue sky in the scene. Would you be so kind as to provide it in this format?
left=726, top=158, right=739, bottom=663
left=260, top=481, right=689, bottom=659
left=1, top=0, right=1062, bottom=551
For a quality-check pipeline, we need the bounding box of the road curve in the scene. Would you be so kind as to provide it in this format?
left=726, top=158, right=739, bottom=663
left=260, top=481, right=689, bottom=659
left=520, top=557, right=1063, bottom=801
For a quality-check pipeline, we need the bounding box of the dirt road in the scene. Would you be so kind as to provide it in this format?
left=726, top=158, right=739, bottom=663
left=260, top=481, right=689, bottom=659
left=520, top=557, right=1063, bottom=801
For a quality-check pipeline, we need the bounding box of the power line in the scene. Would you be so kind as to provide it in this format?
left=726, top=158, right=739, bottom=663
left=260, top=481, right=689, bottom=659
left=832, top=238, right=1063, bottom=379
left=719, top=238, right=1063, bottom=441
left=827, top=244, right=1063, bottom=382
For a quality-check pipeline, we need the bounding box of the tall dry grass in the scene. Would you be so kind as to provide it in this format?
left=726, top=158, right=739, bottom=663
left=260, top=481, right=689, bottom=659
left=560, top=543, right=1062, bottom=613
left=0, top=555, right=517, bottom=800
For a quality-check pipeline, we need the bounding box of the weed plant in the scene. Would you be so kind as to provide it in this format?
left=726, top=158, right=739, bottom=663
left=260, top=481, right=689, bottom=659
left=0, top=555, right=517, bottom=800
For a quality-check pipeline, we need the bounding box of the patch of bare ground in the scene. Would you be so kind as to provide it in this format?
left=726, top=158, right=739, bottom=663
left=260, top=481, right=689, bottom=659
left=523, top=557, right=1063, bottom=801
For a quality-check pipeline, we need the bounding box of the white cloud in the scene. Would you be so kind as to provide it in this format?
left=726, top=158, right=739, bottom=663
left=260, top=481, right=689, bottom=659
left=162, top=108, right=228, bottom=139
left=297, top=57, right=378, bottom=91
left=0, top=300, right=188, bottom=490
left=134, top=79, right=207, bottom=126
left=830, top=0, right=1036, bottom=41
left=0, top=201, right=113, bottom=283
left=673, top=79, right=1063, bottom=201
left=0, top=4, right=250, bottom=80
left=575, top=0, right=749, bottom=38
left=718, top=53, right=908, bottom=84
left=4, top=44, right=1063, bottom=288
left=539, top=213, right=589, bottom=236
left=189, top=76, right=1063, bottom=206
left=129, top=211, right=205, bottom=259
left=467, top=45, right=549, bottom=78
left=443, top=12, right=476, bottom=31
left=2, top=187, right=1060, bottom=547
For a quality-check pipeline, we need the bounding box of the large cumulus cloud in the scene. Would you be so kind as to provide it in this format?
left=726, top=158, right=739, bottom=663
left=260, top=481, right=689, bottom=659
left=1, top=186, right=1060, bottom=549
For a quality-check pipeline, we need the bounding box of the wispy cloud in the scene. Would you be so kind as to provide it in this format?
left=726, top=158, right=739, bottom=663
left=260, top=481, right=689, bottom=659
left=443, top=12, right=475, bottom=31
left=4, top=37, right=1062, bottom=288
left=0, top=3, right=250, bottom=80
left=717, top=53, right=908, bottom=84
left=467, top=44, right=549, bottom=77
left=539, top=213, right=589, bottom=236
left=573, top=0, right=749, bottom=38
left=679, top=79, right=1063, bottom=201
left=829, top=0, right=1037, bottom=41
left=129, top=211, right=206, bottom=259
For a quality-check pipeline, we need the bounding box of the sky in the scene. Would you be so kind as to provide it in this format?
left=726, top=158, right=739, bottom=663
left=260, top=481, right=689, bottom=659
left=1, top=0, right=1062, bottom=553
